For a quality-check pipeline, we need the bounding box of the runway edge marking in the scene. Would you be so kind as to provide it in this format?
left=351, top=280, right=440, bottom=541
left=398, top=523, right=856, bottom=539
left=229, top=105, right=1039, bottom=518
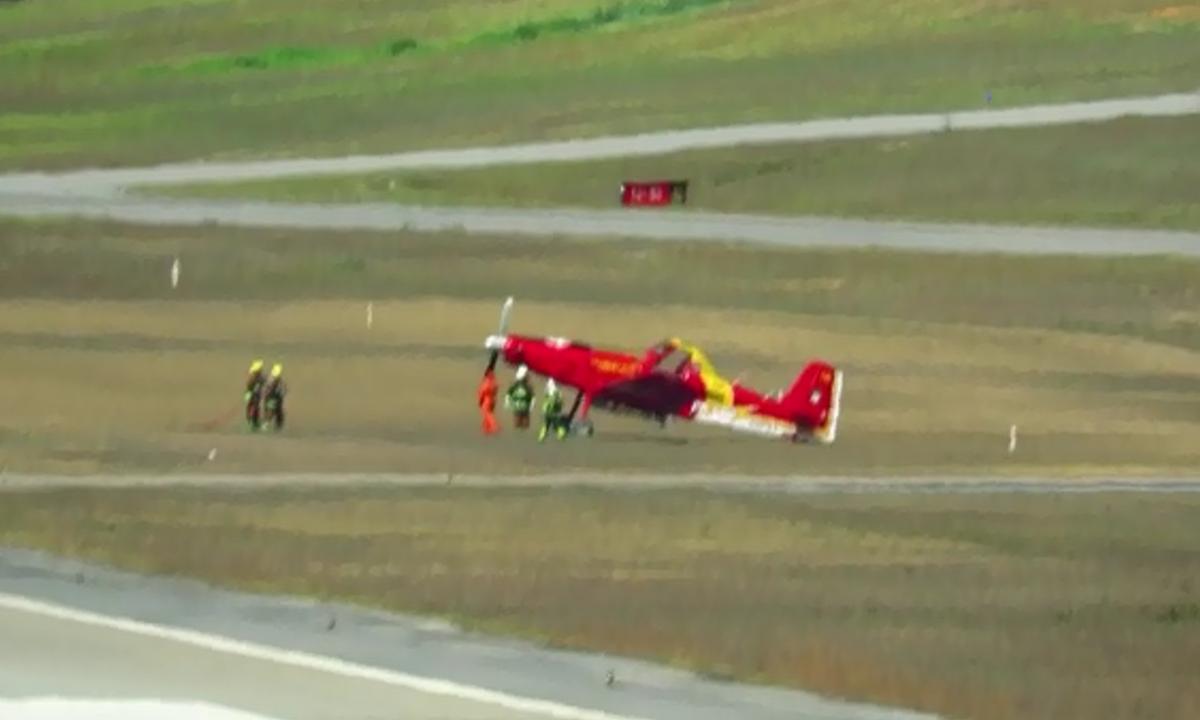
left=0, top=592, right=652, bottom=720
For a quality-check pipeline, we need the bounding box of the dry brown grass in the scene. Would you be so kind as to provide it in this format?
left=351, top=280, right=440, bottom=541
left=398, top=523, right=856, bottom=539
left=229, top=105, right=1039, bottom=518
left=2, top=297, right=1198, bottom=475
left=1, top=218, right=1198, bottom=475
left=2, top=486, right=1198, bottom=720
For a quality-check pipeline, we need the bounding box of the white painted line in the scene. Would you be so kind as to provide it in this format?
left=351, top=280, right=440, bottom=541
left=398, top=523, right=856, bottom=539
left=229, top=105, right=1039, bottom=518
left=0, top=698, right=282, bottom=720
left=0, top=593, right=649, bottom=720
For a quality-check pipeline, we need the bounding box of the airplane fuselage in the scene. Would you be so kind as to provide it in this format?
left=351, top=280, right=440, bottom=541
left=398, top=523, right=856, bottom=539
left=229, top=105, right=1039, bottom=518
left=487, top=333, right=840, bottom=442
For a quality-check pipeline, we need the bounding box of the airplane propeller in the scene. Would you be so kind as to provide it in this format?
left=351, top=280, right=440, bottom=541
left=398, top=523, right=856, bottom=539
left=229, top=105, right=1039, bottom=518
left=483, top=296, right=514, bottom=376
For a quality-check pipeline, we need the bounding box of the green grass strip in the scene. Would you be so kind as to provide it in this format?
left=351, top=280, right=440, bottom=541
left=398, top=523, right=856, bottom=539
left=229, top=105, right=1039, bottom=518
left=156, top=0, right=732, bottom=75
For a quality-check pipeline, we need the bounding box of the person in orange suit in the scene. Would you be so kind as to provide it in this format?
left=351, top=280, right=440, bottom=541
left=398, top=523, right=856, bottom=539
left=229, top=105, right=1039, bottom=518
left=478, top=370, right=499, bottom=434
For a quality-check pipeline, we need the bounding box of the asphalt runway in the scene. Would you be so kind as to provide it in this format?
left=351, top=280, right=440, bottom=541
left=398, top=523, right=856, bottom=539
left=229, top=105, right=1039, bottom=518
left=0, top=549, right=937, bottom=720
left=0, top=604, right=558, bottom=720
left=2, top=91, right=1199, bottom=256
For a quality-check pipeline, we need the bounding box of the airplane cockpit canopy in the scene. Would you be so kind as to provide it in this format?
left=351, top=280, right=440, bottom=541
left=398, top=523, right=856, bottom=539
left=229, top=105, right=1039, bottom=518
left=648, top=340, right=693, bottom=373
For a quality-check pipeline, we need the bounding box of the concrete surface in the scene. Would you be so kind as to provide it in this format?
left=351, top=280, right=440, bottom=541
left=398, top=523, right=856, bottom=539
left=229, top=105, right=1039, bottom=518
left=4, top=195, right=1200, bottom=256
left=0, top=604, right=563, bottom=720
left=0, top=699, right=282, bottom=720
left=2, top=92, right=1199, bottom=256
left=0, top=548, right=937, bottom=720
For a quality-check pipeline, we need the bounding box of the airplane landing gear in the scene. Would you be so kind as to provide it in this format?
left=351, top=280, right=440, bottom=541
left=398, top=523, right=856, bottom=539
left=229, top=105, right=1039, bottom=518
left=566, top=390, right=595, bottom=438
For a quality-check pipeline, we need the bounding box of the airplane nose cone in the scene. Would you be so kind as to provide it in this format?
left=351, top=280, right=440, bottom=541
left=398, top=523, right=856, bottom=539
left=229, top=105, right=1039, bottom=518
left=484, top=334, right=507, bottom=351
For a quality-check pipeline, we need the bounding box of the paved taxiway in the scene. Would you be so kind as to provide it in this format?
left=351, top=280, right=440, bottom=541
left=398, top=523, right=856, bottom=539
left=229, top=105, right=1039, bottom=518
left=4, top=195, right=1200, bottom=256
left=2, top=92, right=1199, bottom=256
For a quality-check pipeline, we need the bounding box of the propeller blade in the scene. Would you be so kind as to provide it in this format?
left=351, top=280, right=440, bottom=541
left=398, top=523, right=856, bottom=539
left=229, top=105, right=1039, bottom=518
left=497, top=296, right=513, bottom=337
left=483, top=296, right=514, bottom=376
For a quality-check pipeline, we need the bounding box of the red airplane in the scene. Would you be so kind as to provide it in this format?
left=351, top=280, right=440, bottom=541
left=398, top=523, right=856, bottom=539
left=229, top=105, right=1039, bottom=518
left=482, top=298, right=842, bottom=443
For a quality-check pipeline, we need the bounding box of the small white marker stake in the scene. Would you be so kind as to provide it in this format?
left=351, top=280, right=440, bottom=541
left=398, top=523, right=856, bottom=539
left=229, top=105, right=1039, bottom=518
left=207, top=448, right=217, bottom=461
left=366, top=302, right=374, bottom=329
left=1008, top=424, right=1018, bottom=454
left=170, top=257, right=181, bottom=289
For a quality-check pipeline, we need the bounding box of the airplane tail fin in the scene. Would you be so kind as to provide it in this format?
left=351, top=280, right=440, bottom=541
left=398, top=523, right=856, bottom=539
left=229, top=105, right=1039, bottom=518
left=781, top=361, right=843, bottom=444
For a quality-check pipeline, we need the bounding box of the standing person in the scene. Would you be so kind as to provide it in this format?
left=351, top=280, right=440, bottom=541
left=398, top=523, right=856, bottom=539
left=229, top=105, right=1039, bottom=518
left=539, top=379, right=567, bottom=442
left=244, top=359, right=266, bottom=431
left=504, top=365, right=535, bottom=430
left=478, top=369, right=499, bottom=435
left=263, top=363, right=287, bottom=431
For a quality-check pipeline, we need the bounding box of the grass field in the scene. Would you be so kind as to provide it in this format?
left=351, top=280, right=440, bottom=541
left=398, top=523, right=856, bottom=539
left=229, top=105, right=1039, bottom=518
left=1, top=217, right=1198, bottom=475
left=2, top=485, right=1198, bottom=720
left=3, top=0, right=1200, bottom=169
left=160, top=114, right=1200, bottom=231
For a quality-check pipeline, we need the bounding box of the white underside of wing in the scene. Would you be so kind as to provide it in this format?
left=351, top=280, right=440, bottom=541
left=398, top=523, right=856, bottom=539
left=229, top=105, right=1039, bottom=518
left=691, top=402, right=797, bottom=439
left=690, top=369, right=843, bottom=445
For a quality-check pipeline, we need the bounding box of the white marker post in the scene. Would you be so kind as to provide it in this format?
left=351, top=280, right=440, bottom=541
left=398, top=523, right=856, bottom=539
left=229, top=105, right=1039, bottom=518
left=366, top=302, right=374, bottom=329
left=170, top=257, right=181, bottom=289
left=1008, top=424, right=1018, bottom=454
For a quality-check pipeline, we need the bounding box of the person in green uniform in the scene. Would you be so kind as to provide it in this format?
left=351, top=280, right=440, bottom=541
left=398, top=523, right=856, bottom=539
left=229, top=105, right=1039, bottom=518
left=539, top=379, right=567, bottom=442
left=244, top=359, right=266, bottom=431
left=262, top=363, right=287, bottom=431
left=505, top=365, right=535, bottom=430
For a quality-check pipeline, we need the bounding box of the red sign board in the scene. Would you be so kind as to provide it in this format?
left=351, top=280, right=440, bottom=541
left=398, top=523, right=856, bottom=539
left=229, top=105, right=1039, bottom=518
left=619, top=180, right=688, bottom=207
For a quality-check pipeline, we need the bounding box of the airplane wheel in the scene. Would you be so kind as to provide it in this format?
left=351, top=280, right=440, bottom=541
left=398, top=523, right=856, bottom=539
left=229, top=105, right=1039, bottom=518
left=577, top=422, right=595, bottom=437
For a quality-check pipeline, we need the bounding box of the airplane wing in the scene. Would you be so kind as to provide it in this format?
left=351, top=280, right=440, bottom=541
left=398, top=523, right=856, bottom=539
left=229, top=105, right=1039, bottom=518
left=592, top=373, right=697, bottom=418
